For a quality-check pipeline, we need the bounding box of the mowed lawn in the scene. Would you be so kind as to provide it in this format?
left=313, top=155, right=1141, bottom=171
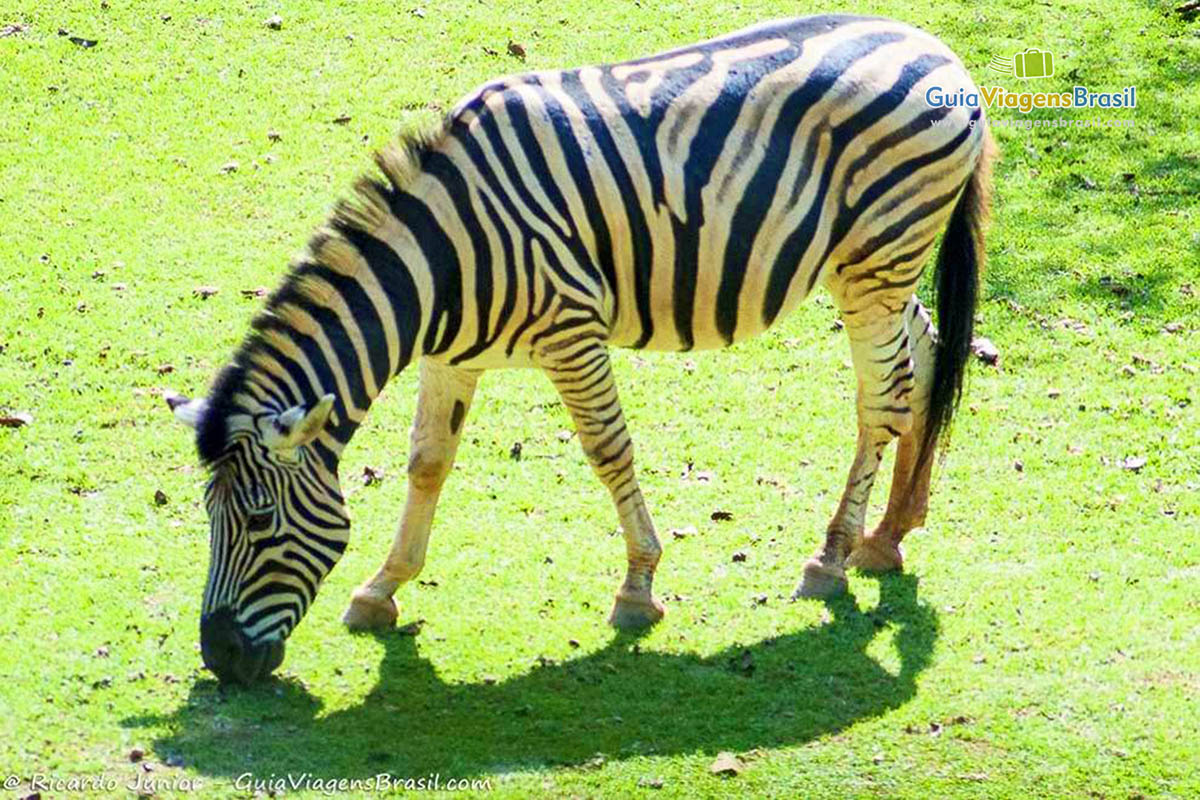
left=2, top=0, right=1198, bottom=797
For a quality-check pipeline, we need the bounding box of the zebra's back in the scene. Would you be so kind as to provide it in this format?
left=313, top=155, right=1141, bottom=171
left=407, top=15, right=985, bottom=364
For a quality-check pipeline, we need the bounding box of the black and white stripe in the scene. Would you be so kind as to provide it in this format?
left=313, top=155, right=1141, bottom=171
left=172, top=14, right=993, bottom=677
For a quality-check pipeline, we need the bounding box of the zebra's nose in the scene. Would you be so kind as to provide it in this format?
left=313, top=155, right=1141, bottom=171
left=200, top=608, right=285, bottom=685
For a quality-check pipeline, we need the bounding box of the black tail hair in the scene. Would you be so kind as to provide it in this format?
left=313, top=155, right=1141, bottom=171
left=915, top=128, right=995, bottom=475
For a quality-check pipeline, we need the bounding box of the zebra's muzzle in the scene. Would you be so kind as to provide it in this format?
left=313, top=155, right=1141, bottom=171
left=200, top=608, right=286, bottom=685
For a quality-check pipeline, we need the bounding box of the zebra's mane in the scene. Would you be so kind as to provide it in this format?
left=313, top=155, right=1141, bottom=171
left=195, top=119, right=451, bottom=466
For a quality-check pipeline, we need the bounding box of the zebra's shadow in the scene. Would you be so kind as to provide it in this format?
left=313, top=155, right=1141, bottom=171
left=136, top=574, right=937, bottom=780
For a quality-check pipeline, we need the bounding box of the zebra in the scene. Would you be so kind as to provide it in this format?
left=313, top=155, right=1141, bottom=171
left=167, top=14, right=994, bottom=684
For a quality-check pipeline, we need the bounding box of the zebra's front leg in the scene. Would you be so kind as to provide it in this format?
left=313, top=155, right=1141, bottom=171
left=343, top=359, right=480, bottom=631
left=796, top=308, right=914, bottom=598
left=541, top=341, right=664, bottom=630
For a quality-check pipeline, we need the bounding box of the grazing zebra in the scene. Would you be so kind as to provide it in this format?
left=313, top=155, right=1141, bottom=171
left=168, top=14, right=994, bottom=684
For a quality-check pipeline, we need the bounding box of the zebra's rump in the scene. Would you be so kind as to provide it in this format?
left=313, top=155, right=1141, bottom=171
left=431, top=14, right=985, bottom=359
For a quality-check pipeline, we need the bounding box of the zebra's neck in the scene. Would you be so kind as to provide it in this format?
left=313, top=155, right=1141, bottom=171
left=206, top=133, right=461, bottom=473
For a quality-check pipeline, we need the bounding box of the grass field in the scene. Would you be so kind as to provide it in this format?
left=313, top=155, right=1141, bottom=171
left=2, top=0, right=1198, bottom=797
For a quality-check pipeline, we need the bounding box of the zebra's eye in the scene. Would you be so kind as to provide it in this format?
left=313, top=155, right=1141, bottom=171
left=246, top=508, right=275, bottom=533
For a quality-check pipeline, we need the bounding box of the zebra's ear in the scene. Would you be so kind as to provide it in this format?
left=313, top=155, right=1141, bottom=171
left=166, top=392, right=209, bottom=429
left=269, top=394, right=336, bottom=451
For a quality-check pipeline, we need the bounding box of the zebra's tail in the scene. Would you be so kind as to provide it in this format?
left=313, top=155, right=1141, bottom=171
left=918, top=126, right=996, bottom=473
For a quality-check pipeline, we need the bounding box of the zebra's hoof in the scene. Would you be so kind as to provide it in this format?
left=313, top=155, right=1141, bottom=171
left=342, top=589, right=398, bottom=631
left=847, top=534, right=904, bottom=573
left=609, top=594, right=665, bottom=630
left=793, top=558, right=848, bottom=599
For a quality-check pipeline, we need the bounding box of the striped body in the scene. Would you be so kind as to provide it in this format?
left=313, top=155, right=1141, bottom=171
left=170, top=15, right=993, bottom=684
left=401, top=14, right=983, bottom=365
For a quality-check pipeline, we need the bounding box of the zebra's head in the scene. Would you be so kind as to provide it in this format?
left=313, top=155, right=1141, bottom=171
left=167, top=391, right=350, bottom=684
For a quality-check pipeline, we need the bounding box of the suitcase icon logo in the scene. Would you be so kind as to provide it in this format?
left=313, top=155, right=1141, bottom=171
left=989, top=48, right=1055, bottom=79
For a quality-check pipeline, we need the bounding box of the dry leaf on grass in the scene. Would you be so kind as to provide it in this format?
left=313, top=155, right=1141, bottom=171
left=971, top=337, right=1000, bottom=366
left=0, top=412, right=32, bottom=428
left=709, top=751, right=745, bottom=776
left=1121, top=456, right=1147, bottom=472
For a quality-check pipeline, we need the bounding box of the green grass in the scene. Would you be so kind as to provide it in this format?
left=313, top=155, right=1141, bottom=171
left=2, top=0, right=1198, bottom=797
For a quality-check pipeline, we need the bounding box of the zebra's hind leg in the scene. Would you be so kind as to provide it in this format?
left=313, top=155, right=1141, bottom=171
left=848, top=298, right=937, bottom=572
left=795, top=303, right=916, bottom=599
left=541, top=340, right=664, bottom=630
left=343, top=359, right=480, bottom=631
